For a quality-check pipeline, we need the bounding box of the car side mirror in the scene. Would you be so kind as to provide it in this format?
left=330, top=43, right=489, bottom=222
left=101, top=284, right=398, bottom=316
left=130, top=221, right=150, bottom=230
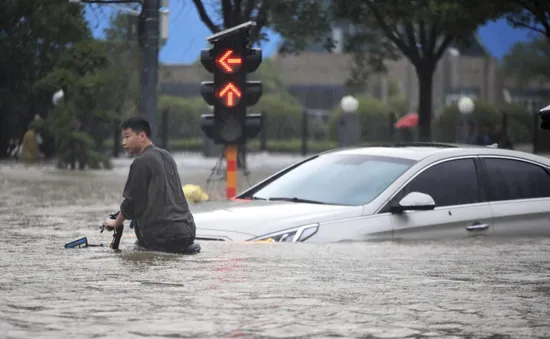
left=390, top=192, right=436, bottom=214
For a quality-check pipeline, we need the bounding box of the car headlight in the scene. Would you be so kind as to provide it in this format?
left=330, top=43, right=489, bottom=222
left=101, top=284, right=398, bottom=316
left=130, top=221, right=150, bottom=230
left=247, top=223, right=319, bottom=243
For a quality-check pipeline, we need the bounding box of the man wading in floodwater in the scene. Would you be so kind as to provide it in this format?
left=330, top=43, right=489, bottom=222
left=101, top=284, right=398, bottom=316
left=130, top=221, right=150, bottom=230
left=102, top=116, right=197, bottom=253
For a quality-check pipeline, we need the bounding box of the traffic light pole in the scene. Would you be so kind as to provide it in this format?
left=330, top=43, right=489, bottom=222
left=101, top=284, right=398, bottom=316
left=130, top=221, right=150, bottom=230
left=139, top=0, right=160, bottom=141
left=224, top=145, right=238, bottom=198
left=199, top=21, right=263, bottom=199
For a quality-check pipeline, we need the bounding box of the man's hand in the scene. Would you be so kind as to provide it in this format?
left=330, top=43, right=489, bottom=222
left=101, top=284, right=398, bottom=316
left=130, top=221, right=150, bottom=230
left=102, top=218, right=123, bottom=231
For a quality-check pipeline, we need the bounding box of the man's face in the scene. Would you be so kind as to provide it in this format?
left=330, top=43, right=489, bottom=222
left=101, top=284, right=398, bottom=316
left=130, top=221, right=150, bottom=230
left=121, top=128, right=145, bottom=154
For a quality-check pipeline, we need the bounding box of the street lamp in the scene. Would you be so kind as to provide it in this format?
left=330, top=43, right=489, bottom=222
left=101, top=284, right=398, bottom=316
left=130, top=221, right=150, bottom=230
left=340, top=95, right=359, bottom=114
left=457, top=96, right=474, bottom=115
left=52, top=89, right=65, bottom=106
left=457, top=96, right=475, bottom=144
left=338, top=95, right=360, bottom=147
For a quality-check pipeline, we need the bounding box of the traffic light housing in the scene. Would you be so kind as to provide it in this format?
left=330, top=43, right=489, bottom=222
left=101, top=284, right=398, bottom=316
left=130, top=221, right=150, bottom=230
left=199, top=21, right=263, bottom=145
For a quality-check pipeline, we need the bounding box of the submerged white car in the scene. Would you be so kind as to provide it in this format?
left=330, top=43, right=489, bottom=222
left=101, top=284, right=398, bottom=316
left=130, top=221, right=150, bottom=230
left=193, top=143, right=550, bottom=243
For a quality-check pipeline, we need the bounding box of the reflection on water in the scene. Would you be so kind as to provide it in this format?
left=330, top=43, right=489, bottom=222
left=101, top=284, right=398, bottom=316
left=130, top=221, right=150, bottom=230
left=1, top=163, right=550, bottom=338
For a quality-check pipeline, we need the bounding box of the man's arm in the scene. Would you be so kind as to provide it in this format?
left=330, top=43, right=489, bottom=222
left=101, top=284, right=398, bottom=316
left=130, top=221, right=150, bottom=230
left=113, top=212, right=126, bottom=228
left=119, top=158, right=151, bottom=223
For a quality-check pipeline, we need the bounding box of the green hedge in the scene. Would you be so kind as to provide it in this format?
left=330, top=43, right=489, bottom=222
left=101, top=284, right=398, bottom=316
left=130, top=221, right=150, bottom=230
left=156, top=93, right=409, bottom=144
left=124, top=94, right=542, bottom=152
left=434, top=100, right=535, bottom=144
left=157, top=96, right=205, bottom=139
left=104, top=138, right=338, bottom=154
left=328, top=95, right=403, bottom=143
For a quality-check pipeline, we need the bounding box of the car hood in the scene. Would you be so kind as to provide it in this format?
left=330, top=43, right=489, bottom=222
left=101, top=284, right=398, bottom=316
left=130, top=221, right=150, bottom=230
left=192, top=200, right=364, bottom=239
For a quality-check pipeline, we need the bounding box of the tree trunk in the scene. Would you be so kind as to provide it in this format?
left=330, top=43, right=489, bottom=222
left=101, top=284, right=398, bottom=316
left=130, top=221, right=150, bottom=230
left=415, top=65, right=436, bottom=142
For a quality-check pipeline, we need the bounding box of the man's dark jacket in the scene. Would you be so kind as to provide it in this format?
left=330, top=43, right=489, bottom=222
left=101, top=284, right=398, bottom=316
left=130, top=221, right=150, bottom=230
left=120, top=145, right=196, bottom=252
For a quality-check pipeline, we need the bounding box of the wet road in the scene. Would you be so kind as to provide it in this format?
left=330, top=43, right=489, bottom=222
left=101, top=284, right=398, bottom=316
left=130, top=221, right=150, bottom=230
left=1, top=156, right=550, bottom=339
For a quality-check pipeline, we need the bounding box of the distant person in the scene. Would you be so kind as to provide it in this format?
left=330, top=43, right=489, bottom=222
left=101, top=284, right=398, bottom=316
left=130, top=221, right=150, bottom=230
left=102, top=116, right=197, bottom=253
left=19, top=121, right=44, bottom=163
left=460, top=120, right=477, bottom=144
left=7, top=139, right=20, bottom=159
left=477, top=121, right=494, bottom=146
left=33, top=114, right=45, bottom=154
left=492, top=123, right=513, bottom=149
left=69, top=118, right=86, bottom=170
left=401, top=127, right=414, bottom=142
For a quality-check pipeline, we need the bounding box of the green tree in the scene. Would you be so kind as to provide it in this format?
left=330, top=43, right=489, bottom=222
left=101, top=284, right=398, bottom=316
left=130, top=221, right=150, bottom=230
left=502, top=38, right=550, bottom=84
left=0, top=0, right=90, bottom=158
left=505, top=0, right=550, bottom=41
left=190, top=0, right=332, bottom=50
left=35, top=40, right=116, bottom=169
left=334, top=0, right=503, bottom=141
left=102, top=13, right=141, bottom=116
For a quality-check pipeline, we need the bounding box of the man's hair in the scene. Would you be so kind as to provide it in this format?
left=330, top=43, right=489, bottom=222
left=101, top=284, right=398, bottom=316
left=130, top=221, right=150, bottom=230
left=120, top=116, right=152, bottom=138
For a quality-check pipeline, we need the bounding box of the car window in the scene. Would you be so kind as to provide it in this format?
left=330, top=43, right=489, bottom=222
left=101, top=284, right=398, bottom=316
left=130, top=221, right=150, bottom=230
left=482, top=157, right=550, bottom=201
left=251, top=153, right=416, bottom=206
left=385, top=158, right=480, bottom=210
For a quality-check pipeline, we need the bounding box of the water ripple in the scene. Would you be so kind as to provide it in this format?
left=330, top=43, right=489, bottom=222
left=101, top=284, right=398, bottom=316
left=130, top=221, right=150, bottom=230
left=1, top=164, right=549, bottom=338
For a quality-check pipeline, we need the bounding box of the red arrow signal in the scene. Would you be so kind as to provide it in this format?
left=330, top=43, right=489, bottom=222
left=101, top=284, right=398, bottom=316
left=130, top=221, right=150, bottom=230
left=217, top=82, right=242, bottom=107
left=216, top=50, right=242, bottom=74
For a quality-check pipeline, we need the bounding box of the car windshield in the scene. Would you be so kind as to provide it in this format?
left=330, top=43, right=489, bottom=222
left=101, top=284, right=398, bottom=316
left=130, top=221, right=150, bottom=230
left=252, top=153, right=416, bottom=206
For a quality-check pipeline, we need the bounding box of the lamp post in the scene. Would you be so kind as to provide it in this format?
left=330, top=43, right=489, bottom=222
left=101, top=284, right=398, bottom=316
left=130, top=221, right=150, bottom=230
left=338, top=95, right=360, bottom=147
left=457, top=96, right=474, bottom=144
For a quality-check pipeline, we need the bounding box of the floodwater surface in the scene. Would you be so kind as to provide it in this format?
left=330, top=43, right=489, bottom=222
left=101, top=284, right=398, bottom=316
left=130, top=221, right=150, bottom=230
left=1, top=159, right=549, bottom=339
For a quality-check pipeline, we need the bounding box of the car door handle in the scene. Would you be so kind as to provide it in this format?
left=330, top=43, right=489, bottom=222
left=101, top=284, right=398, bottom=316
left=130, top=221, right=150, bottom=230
left=465, top=224, right=489, bottom=231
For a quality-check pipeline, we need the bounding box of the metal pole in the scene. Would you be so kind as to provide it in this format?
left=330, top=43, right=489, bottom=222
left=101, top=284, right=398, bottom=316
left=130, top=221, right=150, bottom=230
left=113, top=121, right=120, bottom=157
left=389, top=112, right=396, bottom=142
left=139, top=0, right=160, bottom=142
left=301, top=109, right=308, bottom=156
left=260, top=110, right=267, bottom=151
left=225, top=145, right=238, bottom=199
left=533, top=109, right=540, bottom=154
left=161, top=108, right=168, bottom=149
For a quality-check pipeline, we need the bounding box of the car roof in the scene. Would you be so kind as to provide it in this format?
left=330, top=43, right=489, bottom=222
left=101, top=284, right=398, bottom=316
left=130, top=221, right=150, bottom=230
left=322, top=142, right=550, bottom=164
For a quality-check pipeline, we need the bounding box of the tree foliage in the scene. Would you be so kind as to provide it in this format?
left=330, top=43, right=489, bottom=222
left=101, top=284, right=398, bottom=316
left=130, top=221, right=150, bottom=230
left=505, top=0, right=550, bottom=41
left=191, top=0, right=333, bottom=52
left=35, top=39, right=115, bottom=169
left=502, top=38, right=550, bottom=84
left=0, top=0, right=90, bottom=158
left=334, top=0, right=504, bottom=141
left=102, top=12, right=142, bottom=118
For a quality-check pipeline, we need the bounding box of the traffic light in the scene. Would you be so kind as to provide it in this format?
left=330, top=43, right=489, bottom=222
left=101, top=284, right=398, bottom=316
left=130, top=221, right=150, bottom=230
left=199, top=21, right=263, bottom=145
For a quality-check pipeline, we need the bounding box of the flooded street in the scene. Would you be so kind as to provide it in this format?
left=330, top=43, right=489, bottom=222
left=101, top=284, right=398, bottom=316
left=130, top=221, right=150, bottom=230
left=1, top=156, right=550, bottom=339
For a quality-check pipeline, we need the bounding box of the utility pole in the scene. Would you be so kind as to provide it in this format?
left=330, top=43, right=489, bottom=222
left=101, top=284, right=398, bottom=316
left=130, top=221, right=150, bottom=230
left=69, top=0, right=163, bottom=141
left=139, top=0, right=161, bottom=141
